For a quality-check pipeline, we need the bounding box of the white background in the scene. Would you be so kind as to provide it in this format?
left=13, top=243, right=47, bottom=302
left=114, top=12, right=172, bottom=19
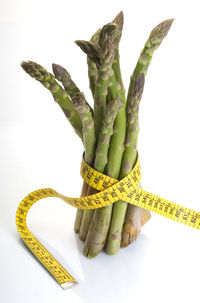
left=1, top=0, right=200, bottom=302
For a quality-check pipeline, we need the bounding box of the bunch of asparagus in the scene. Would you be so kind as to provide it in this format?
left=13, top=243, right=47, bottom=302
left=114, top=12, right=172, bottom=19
left=21, top=12, right=173, bottom=258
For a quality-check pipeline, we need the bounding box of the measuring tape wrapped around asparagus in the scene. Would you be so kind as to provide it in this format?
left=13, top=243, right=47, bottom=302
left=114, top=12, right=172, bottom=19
left=21, top=12, right=174, bottom=258
left=16, top=12, right=200, bottom=288
left=17, top=12, right=200, bottom=288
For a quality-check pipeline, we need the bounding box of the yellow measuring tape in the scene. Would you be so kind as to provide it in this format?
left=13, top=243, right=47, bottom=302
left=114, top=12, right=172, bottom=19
left=16, top=153, right=200, bottom=289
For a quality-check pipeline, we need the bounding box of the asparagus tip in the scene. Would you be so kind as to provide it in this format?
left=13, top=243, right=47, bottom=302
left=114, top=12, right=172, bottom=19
left=74, top=39, right=84, bottom=47
left=150, top=18, right=174, bottom=44
left=52, top=63, right=70, bottom=81
left=21, top=61, right=56, bottom=90
left=75, top=40, right=100, bottom=66
left=21, top=60, right=42, bottom=80
left=99, top=23, right=118, bottom=46
left=113, top=11, right=124, bottom=29
left=21, top=60, right=33, bottom=72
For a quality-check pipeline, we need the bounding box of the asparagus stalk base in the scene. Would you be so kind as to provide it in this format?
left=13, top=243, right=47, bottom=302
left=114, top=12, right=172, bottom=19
left=74, top=181, right=88, bottom=233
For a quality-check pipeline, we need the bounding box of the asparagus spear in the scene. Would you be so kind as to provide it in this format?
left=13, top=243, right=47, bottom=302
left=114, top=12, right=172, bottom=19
left=105, top=12, right=126, bottom=179
left=74, top=30, right=101, bottom=238
left=110, top=11, right=125, bottom=106
left=93, top=22, right=117, bottom=138
left=74, top=181, right=89, bottom=233
left=71, top=92, right=95, bottom=165
left=52, top=63, right=80, bottom=98
left=129, top=19, right=174, bottom=83
left=71, top=92, right=96, bottom=236
left=75, top=36, right=101, bottom=240
left=105, top=11, right=123, bottom=119
left=52, top=63, right=95, bottom=233
left=81, top=12, right=127, bottom=257
left=106, top=74, right=145, bottom=254
left=76, top=23, right=118, bottom=139
left=113, top=11, right=123, bottom=44
left=74, top=23, right=118, bottom=241
left=80, top=98, right=123, bottom=242
left=106, top=11, right=126, bottom=177
left=106, top=19, right=174, bottom=253
left=78, top=198, right=95, bottom=240
left=87, top=12, right=126, bottom=256
left=87, top=12, right=121, bottom=98
left=87, top=29, right=101, bottom=97
left=75, top=40, right=100, bottom=68
left=83, top=98, right=122, bottom=257
left=94, top=98, right=123, bottom=170
left=121, top=198, right=151, bottom=247
left=52, top=64, right=93, bottom=118
left=21, top=61, right=83, bottom=139
left=121, top=18, right=174, bottom=247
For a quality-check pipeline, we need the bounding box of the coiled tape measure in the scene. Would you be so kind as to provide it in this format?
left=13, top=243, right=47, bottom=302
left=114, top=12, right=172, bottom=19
left=16, top=153, right=200, bottom=289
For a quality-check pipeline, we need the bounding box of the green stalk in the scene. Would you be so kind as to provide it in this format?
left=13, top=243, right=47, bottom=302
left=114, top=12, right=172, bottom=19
left=106, top=74, right=145, bottom=254
left=79, top=99, right=121, bottom=242
left=79, top=72, right=118, bottom=241
left=75, top=32, right=100, bottom=237
left=74, top=26, right=105, bottom=236
left=71, top=92, right=96, bottom=237
left=87, top=29, right=101, bottom=97
left=93, top=23, right=117, bottom=139
left=21, top=61, right=83, bottom=139
left=74, top=181, right=89, bottom=233
left=83, top=14, right=126, bottom=258
left=52, top=63, right=93, bottom=114
left=74, top=23, right=117, bottom=241
left=76, top=23, right=117, bottom=140
left=106, top=19, right=174, bottom=254
left=52, top=63, right=95, bottom=233
left=83, top=98, right=122, bottom=257
left=105, top=11, right=126, bottom=179
left=79, top=201, right=95, bottom=240
left=93, top=12, right=127, bottom=254
left=122, top=18, right=174, bottom=247
left=94, top=99, right=123, bottom=171
left=71, top=92, right=95, bottom=165
left=52, top=63, right=80, bottom=98
left=128, top=19, right=174, bottom=100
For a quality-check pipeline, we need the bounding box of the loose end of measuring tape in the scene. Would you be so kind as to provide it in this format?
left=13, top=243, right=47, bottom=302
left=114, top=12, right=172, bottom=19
left=61, top=280, right=78, bottom=290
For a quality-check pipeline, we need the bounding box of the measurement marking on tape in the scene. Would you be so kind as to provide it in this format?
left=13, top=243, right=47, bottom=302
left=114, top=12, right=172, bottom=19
left=16, top=153, right=200, bottom=289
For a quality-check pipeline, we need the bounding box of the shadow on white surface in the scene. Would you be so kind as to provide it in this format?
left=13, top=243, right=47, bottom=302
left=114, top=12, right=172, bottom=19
left=73, top=233, right=150, bottom=303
